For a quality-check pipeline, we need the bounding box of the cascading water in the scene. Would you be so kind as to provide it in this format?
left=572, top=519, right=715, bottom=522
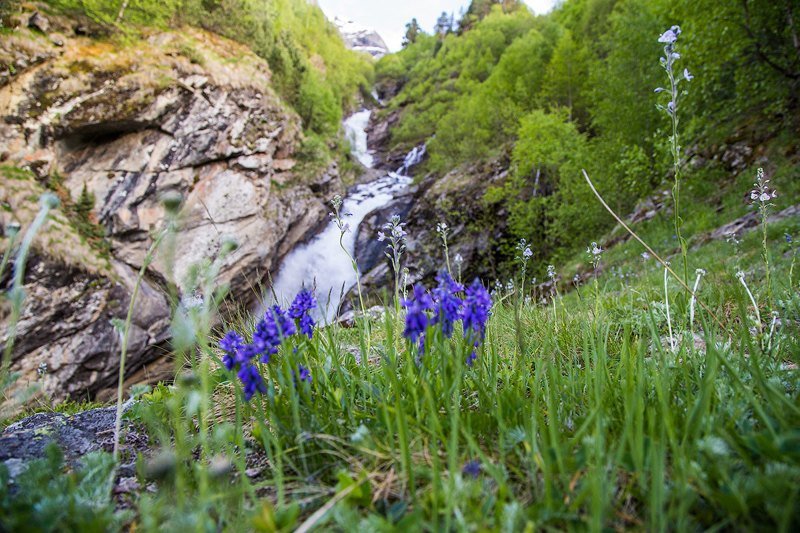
left=343, top=110, right=373, bottom=168
left=268, top=110, right=424, bottom=323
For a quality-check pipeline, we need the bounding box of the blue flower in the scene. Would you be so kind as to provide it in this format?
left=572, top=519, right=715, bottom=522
left=461, top=279, right=492, bottom=340
left=289, top=289, right=317, bottom=338
left=462, top=459, right=481, bottom=478
left=466, top=350, right=477, bottom=367
left=402, top=284, right=434, bottom=344
left=432, top=271, right=463, bottom=338
left=786, top=233, right=793, bottom=244
left=219, top=331, right=245, bottom=370
left=251, top=305, right=296, bottom=363
left=237, top=363, right=267, bottom=401
left=297, top=364, right=312, bottom=383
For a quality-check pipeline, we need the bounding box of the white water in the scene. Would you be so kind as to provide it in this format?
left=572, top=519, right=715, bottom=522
left=343, top=110, right=374, bottom=168
left=268, top=110, right=424, bottom=323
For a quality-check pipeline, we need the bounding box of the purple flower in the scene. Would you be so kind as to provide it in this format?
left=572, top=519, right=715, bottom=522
left=219, top=331, right=245, bottom=370
left=466, top=350, right=477, bottom=367
left=402, top=284, right=434, bottom=345
left=237, top=363, right=267, bottom=401
left=461, top=279, right=492, bottom=340
left=297, top=364, right=312, bottom=383
left=289, top=289, right=317, bottom=338
left=251, top=305, right=296, bottom=363
left=432, top=271, right=463, bottom=338
left=462, top=460, right=481, bottom=478
left=786, top=233, right=793, bottom=244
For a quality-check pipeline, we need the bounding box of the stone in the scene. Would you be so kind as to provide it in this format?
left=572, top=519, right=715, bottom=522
left=27, top=11, right=50, bottom=33
left=0, top=28, right=343, bottom=402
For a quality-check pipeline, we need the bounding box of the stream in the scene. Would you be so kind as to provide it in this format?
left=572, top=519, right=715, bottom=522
left=268, top=109, right=424, bottom=322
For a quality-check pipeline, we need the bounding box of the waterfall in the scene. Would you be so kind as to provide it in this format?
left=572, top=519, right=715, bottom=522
left=343, top=109, right=373, bottom=168
left=267, top=110, right=424, bottom=323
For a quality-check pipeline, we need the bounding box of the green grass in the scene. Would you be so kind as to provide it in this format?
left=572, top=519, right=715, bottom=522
left=116, top=212, right=800, bottom=531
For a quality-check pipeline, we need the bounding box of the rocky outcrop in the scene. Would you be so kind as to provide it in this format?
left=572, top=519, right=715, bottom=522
left=0, top=15, right=342, bottom=402
left=334, top=17, right=389, bottom=59
left=353, top=154, right=511, bottom=298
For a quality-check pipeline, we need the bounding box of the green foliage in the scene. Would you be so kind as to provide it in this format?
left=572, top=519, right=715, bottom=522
left=297, top=69, right=342, bottom=136
left=0, top=444, right=124, bottom=532
left=379, top=0, right=798, bottom=266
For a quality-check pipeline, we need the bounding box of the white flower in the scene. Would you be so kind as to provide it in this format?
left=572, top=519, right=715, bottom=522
left=658, top=30, right=677, bottom=43
left=454, top=253, right=463, bottom=265
left=547, top=265, right=556, bottom=279
left=523, top=247, right=533, bottom=258
left=658, top=26, right=680, bottom=44
left=683, top=68, right=693, bottom=81
left=696, top=268, right=707, bottom=276
left=641, top=252, right=651, bottom=261
left=377, top=231, right=386, bottom=242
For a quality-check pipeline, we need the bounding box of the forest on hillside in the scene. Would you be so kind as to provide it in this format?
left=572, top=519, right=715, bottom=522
left=378, top=0, right=799, bottom=267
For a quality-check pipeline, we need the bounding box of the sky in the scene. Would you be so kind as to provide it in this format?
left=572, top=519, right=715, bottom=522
left=317, top=0, right=560, bottom=52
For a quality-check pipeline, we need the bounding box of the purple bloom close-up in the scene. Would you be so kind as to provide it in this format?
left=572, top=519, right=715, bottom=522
left=461, top=279, right=492, bottom=340
left=289, top=289, right=317, bottom=338
left=251, top=305, right=296, bottom=363
left=219, top=331, right=244, bottom=370
left=237, top=363, right=267, bottom=401
left=432, top=271, right=464, bottom=338
left=402, top=283, right=434, bottom=344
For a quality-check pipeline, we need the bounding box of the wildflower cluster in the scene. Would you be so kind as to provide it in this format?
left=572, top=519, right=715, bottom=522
left=655, top=25, right=692, bottom=116
left=750, top=168, right=777, bottom=211
left=587, top=241, right=603, bottom=269
left=329, top=195, right=351, bottom=234
left=219, top=289, right=317, bottom=400
left=656, top=24, right=693, bottom=282
left=378, top=215, right=407, bottom=299
left=401, top=273, right=492, bottom=366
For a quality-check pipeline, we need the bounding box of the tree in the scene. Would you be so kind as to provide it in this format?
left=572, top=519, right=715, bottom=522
left=435, top=12, right=451, bottom=36
left=403, top=18, right=421, bottom=47
left=75, top=183, right=95, bottom=222
left=541, top=30, right=590, bottom=122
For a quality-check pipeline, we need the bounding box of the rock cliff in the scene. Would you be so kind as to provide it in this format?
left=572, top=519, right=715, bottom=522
left=0, top=13, right=342, bottom=402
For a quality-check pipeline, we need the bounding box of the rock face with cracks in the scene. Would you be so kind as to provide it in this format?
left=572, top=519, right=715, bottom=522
left=0, top=18, right=342, bottom=402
